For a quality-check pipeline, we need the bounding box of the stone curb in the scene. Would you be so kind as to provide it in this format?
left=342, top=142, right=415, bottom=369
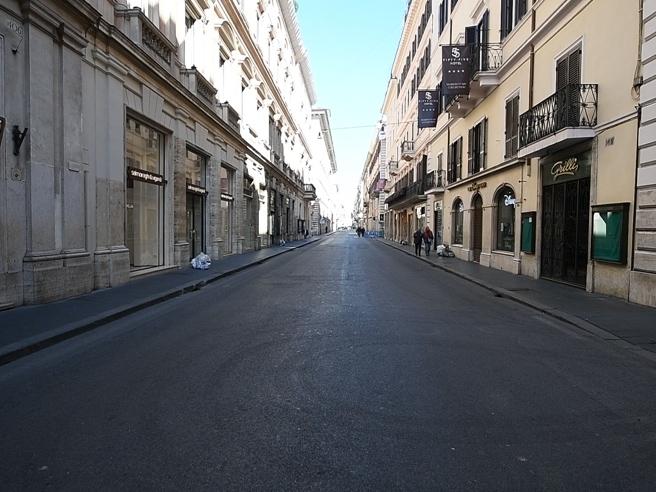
left=0, top=238, right=321, bottom=367
left=378, top=239, right=656, bottom=362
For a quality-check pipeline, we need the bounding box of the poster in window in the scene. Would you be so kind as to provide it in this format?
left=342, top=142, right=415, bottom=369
left=521, top=212, right=536, bottom=254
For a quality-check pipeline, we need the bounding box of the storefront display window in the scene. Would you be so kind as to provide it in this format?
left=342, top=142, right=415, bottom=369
left=496, top=186, right=516, bottom=252
left=125, top=116, right=164, bottom=271
left=592, top=203, right=629, bottom=264
left=452, top=199, right=464, bottom=244
left=185, top=148, right=207, bottom=259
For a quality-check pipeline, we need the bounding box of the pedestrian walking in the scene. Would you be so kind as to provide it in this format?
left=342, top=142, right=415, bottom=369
left=413, top=228, right=423, bottom=256
left=423, top=226, right=434, bottom=256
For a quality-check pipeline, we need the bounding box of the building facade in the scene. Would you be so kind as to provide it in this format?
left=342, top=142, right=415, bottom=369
left=362, top=0, right=653, bottom=306
left=634, top=0, right=656, bottom=307
left=0, top=0, right=337, bottom=307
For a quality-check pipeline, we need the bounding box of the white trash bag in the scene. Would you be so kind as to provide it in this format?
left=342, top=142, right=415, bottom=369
left=191, top=252, right=211, bottom=270
left=436, top=244, right=455, bottom=257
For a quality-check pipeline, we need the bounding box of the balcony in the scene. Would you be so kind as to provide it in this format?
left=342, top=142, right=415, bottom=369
left=446, top=43, right=503, bottom=118
left=388, top=160, right=399, bottom=176
left=401, top=140, right=415, bottom=161
left=303, top=183, right=317, bottom=200
left=219, top=103, right=240, bottom=133
left=424, top=170, right=445, bottom=194
left=385, top=178, right=426, bottom=209
left=116, top=8, right=176, bottom=70
left=518, top=84, right=598, bottom=158
left=180, top=67, right=217, bottom=107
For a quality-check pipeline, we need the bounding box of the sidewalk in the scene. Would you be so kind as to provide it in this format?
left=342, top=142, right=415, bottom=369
left=379, top=239, right=656, bottom=355
left=0, top=236, right=323, bottom=365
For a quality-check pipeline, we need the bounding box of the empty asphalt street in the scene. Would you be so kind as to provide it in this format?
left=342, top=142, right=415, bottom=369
left=1, top=232, right=656, bottom=491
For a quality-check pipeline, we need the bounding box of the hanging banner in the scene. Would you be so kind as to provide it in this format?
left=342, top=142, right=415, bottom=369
left=418, top=90, right=440, bottom=128
left=442, top=45, right=472, bottom=95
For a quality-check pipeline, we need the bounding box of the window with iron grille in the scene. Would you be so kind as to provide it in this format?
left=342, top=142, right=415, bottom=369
left=505, top=95, right=519, bottom=158
left=468, top=118, right=487, bottom=175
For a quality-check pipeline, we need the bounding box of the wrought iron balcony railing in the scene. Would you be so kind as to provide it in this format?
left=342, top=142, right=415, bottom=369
left=388, top=159, right=399, bottom=175
left=407, top=178, right=425, bottom=197
left=424, top=170, right=445, bottom=190
left=519, top=83, right=598, bottom=148
left=385, top=187, right=406, bottom=205
left=401, top=140, right=415, bottom=160
left=471, top=43, right=503, bottom=75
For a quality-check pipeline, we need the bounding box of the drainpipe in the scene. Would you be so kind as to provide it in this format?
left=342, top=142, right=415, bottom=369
left=631, top=0, right=645, bottom=279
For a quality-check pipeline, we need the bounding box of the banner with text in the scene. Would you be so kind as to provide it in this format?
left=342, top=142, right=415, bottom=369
left=418, top=90, right=440, bottom=128
left=442, top=45, right=472, bottom=95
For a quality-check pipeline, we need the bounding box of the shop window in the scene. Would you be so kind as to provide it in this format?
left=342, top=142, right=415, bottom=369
left=521, top=212, right=536, bottom=254
left=125, top=115, right=165, bottom=270
left=220, top=166, right=235, bottom=254
left=591, top=203, right=629, bottom=264
left=452, top=198, right=464, bottom=245
left=496, top=186, right=516, bottom=251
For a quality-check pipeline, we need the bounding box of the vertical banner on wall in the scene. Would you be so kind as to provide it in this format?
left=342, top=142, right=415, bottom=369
left=418, top=90, right=440, bottom=128
left=442, top=45, right=472, bottom=95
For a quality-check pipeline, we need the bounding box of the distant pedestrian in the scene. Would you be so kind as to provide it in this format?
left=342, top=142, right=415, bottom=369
left=413, top=228, right=423, bottom=256
left=423, top=226, right=434, bottom=256
left=304, top=229, right=309, bottom=239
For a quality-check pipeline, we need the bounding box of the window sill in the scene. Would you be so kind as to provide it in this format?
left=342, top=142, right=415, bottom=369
left=491, top=249, right=514, bottom=256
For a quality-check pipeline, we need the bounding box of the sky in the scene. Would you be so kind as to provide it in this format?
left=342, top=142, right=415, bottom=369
left=296, top=0, right=407, bottom=215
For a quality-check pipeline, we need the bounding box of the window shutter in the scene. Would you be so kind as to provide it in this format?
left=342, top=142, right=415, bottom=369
left=516, top=0, right=527, bottom=23
left=556, top=57, right=568, bottom=91
left=501, top=0, right=513, bottom=40
left=457, top=138, right=462, bottom=179
left=465, top=26, right=477, bottom=46
left=568, top=49, right=581, bottom=85
left=512, top=96, right=519, bottom=156
left=468, top=128, right=474, bottom=175
left=480, top=118, right=488, bottom=170
left=505, top=100, right=512, bottom=158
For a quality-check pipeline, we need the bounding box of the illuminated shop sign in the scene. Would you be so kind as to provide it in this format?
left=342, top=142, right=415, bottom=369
left=127, top=167, right=165, bottom=186
left=186, top=183, right=207, bottom=195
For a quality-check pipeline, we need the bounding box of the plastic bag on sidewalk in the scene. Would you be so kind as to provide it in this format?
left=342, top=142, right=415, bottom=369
left=436, top=244, right=455, bottom=257
left=191, top=252, right=211, bottom=270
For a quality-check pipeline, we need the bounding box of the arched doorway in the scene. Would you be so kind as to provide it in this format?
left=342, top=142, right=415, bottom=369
left=471, top=194, right=483, bottom=262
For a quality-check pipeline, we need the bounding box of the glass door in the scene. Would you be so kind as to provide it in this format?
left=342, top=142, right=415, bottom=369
left=187, top=193, right=204, bottom=260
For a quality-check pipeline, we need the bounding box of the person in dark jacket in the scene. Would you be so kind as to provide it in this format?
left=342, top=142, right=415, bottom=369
left=423, top=226, right=434, bottom=256
left=413, top=228, right=423, bottom=256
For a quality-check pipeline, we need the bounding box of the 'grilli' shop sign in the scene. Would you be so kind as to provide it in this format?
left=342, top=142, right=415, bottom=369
left=542, top=151, right=591, bottom=186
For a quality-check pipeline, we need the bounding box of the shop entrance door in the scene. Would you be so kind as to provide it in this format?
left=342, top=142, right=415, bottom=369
left=472, top=194, right=483, bottom=262
left=541, top=177, right=590, bottom=286
left=186, top=193, right=204, bottom=260
left=434, top=205, right=443, bottom=247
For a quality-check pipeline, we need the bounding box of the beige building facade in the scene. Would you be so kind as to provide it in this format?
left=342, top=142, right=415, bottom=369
left=365, top=0, right=652, bottom=306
